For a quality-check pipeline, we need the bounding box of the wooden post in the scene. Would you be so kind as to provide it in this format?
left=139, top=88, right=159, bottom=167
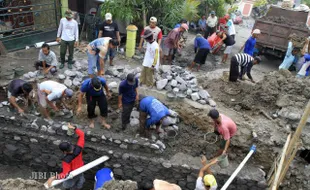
left=272, top=133, right=291, bottom=190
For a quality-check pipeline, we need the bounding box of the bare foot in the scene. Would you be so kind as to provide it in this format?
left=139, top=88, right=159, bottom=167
left=102, top=122, right=111, bottom=129
left=89, top=122, right=95, bottom=128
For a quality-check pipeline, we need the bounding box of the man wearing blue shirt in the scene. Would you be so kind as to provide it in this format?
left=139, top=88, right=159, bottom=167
left=198, top=15, right=207, bottom=32
left=189, top=34, right=211, bottom=71
left=241, top=29, right=260, bottom=56
left=139, top=96, right=172, bottom=137
left=118, top=73, right=139, bottom=130
left=94, top=168, right=114, bottom=190
left=77, top=77, right=111, bottom=129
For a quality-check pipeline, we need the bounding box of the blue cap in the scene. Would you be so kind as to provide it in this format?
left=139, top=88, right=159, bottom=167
left=65, top=89, right=73, bottom=97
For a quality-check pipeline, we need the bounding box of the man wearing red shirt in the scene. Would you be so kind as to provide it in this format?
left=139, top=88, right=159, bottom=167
left=208, top=109, right=237, bottom=158
left=47, top=123, right=85, bottom=189
left=138, top=17, right=163, bottom=51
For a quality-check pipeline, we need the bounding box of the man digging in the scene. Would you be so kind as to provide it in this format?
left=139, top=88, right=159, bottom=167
left=77, top=76, right=111, bottom=129
left=118, top=73, right=139, bottom=130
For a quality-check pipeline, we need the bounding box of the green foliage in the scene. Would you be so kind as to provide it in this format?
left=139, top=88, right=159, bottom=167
left=303, top=0, right=310, bottom=7
left=254, top=0, right=268, bottom=7
left=199, top=0, right=229, bottom=17
left=182, top=0, right=201, bottom=21
left=228, top=5, right=238, bottom=14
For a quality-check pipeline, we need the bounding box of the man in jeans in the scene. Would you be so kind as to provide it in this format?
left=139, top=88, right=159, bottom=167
left=34, top=43, right=58, bottom=75
left=98, top=13, right=121, bottom=66
left=56, top=9, right=79, bottom=69
left=118, top=73, right=139, bottom=130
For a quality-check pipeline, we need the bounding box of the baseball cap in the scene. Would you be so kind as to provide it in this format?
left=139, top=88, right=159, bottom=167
left=150, top=16, right=157, bottom=23
left=126, top=73, right=135, bottom=85
left=65, top=89, right=73, bottom=97
left=59, top=142, right=72, bottom=152
left=91, top=77, right=103, bottom=91
left=65, top=10, right=73, bottom=18
left=252, top=29, right=261, bottom=34
left=203, top=174, right=217, bottom=187
left=211, top=11, right=215, bottom=15
left=142, top=29, right=153, bottom=38
left=181, top=23, right=189, bottom=31
left=208, top=109, right=219, bottom=119
left=105, top=13, right=112, bottom=20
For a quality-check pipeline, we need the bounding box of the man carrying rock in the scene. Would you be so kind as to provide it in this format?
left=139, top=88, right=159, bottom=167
left=139, top=95, right=173, bottom=137
left=77, top=76, right=111, bottom=129
left=56, top=10, right=79, bottom=69
left=229, top=53, right=261, bottom=82
left=195, top=156, right=218, bottom=190
left=118, top=73, right=139, bottom=130
left=208, top=109, right=237, bottom=158
left=47, top=123, right=85, bottom=189
left=34, top=43, right=58, bottom=75
left=98, top=13, right=121, bottom=66
left=7, top=79, right=33, bottom=114
left=189, top=34, right=211, bottom=71
left=37, top=80, right=73, bottom=119
left=140, top=29, right=160, bottom=88
left=87, top=37, right=119, bottom=77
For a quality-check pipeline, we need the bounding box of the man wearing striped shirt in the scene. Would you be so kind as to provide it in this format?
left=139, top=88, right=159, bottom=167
left=229, top=53, right=261, bottom=82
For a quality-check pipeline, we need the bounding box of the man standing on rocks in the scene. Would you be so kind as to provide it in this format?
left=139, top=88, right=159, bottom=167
left=205, top=11, right=218, bottom=38
left=163, top=23, right=188, bottom=65
left=208, top=109, right=237, bottom=158
left=77, top=76, right=111, bottom=129
left=138, top=17, right=163, bottom=51
left=34, top=43, right=58, bottom=75
left=7, top=79, right=33, bottom=114
left=87, top=37, right=119, bottom=77
left=240, top=29, right=260, bottom=56
left=140, top=29, right=160, bottom=87
left=189, top=34, right=211, bottom=71
left=56, top=10, right=79, bottom=69
left=229, top=53, right=261, bottom=82
left=118, top=73, right=139, bottom=130
left=98, top=13, right=121, bottom=66
left=139, top=95, right=172, bottom=137
left=47, top=123, right=85, bottom=189
left=37, top=80, right=73, bottom=119
left=195, top=156, right=218, bottom=190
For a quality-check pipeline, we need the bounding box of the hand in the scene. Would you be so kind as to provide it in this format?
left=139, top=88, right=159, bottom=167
left=74, top=41, right=79, bottom=47
left=138, top=46, right=143, bottom=52
left=201, top=155, right=207, bottom=165
left=43, top=69, right=49, bottom=74
left=222, top=150, right=227, bottom=155
left=135, top=95, right=139, bottom=102
left=77, top=106, right=82, bottom=115
left=68, top=123, right=75, bottom=130
left=47, top=177, right=55, bottom=187
left=18, top=108, right=24, bottom=114
left=56, top=38, right=61, bottom=43
left=118, top=103, right=122, bottom=109
left=210, top=158, right=218, bottom=165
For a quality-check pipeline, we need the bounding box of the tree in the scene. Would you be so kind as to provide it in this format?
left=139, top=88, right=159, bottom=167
left=199, top=0, right=233, bottom=17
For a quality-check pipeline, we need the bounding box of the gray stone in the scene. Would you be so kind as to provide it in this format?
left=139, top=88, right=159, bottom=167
left=198, top=89, right=210, bottom=99
left=173, top=88, right=179, bottom=94
left=179, top=83, right=187, bottom=91
left=186, top=89, right=193, bottom=95
left=168, top=109, right=178, bottom=117
left=120, top=144, right=128, bottom=149
left=160, top=65, right=171, bottom=73
left=47, top=127, right=56, bottom=134
left=134, top=166, right=144, bottom=172
left=64, top=70, right=76, bottom=77
left=162, top=162, right=172, bottom=168
left=30, top=138, right=38, bottom=143
left=114, top=140, right=122, bottom=144
left=257, top=180, right=267, bottom=188
left=73, top=78, right=81, bottom=86
left=150, top=144, right=160, bottom=150
left=64, top=78, right=72, bottom=87
left=135, top=67, right=142, bottom=74
left=190, top=78, right=197, bottom=85
left=101, top=135, right=107, bottom=140
left=167, top=116, right=178, bottom=124
left=156, top=140, right=166, bottom=149
left=113, top=164, right=122, bottom=168
left=47, top=160, right=57, bottom=167
left=108, top=82, right=118, bottom=89
left=14, top=136, right=21, bottom=141
left=156, top=79, right=168, bottom=90
left=113, top=168, right=124, bottom=176
left=176, top=76, right=186, bottom=84
left=31, top=120, right=39, bottom=130
left=171, top=80, right=178, bottom=87
left=198, top=100, right=207, bottom=105
left=208, top=99, right=217, bottom=107
left=0, top=103, right=2, bottom=108
left=40, top=125, right=47, bottom=132
left=164, top=84, right=172, bottom=91
left=53, top=140, right=61, bottom=145
left=62, top=125, right=68, bottom=131
left=58, top=74, right=66, bottom=80
left=167, top=75, right=173, bottom=80
left=172, top=125, right=179, bottom=131
left=108, top=150, right=113, bottom=154
left=130, top=110, right=139, bottom=119
left=191, top=92, right=200, bottom=101
left=130, top=118, right=139, bottom=127
left=10, top=116, right=15, bottom=120
left=5, top=144, right=17, bottom=151
left=91, top=138, right=97, bottom=142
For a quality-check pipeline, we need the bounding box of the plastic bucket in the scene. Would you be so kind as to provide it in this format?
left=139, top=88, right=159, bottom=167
left=14, top=68, right=24, bottom=76
left=166, top=129, right=178, bottom=140
left=166, top=92, right=176, bottom=102
left=218, top=154, right=229, bottom=168
left=204, top=132, right=218, bottom=144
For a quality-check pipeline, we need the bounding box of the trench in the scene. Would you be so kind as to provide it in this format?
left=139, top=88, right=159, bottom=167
left=0, top=85, right=267, bottom=190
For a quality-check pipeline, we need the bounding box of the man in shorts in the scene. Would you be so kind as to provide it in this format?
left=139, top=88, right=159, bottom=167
left=77, top=76, right=111, bottom=129
left=163, top=23, right=188, bottom=65
left=216, top=31, right=235, bottom=64
left=208, top=109, right=237, bottom=159
left=189, top=34, right=211, bottom=71
left=37, top=80, right=73, bottom=119
left=7, top=79, right=33, bottom=114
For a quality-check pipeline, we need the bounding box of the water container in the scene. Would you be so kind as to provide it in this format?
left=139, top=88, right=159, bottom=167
left=218, top=154, right=229, bottom=168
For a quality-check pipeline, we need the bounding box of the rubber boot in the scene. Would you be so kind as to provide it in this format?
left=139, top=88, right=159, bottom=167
left=68, top=63, right=72, bottom=69
left=59, top=63, right=64, bottom=69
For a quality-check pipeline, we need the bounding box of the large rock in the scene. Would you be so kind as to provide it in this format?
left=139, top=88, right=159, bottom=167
left=160, top=65, right=171, bottom=73
left=64, top=78, right=72, bottom=87
left=130, top=118, right=139, bottom=127
left=191, top=92, right=200, bottom=101
left=58, top=74, right=66, bottom=80
left=108, top=82, right=118, bottom=89
left=156, top=79, right=168, bottom=90
left=187, top=89, right=193, bottom=95
left=176, top=75, right=186, bottom=84
left=198, top=89, right=211, bottom=99
left=171, top=80, right=178, bottom=87
left=64, top=70, right=76, bottom=77
left=179, top=83, right=187, bottom=91
left=72, top=78, right=81, bottom=86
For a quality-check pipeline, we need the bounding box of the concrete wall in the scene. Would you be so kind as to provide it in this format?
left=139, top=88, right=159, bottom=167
left=0, top=110, right=267, bottom=190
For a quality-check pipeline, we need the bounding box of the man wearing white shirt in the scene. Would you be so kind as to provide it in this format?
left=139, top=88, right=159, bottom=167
left=56, top=10, right=79, bottom=69
left=205, top=11, right=218, bottom=38
left=140, top=30, right=160, bottom=88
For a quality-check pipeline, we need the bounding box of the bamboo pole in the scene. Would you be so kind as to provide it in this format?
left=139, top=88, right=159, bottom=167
left=272, top=133, right=291, bottom=190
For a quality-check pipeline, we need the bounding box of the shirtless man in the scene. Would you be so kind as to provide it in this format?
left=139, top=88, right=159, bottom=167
left=86, top=37, right=119, bottom=77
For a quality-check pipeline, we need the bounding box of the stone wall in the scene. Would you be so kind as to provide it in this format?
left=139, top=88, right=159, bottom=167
left=0, top=112, right=267, bottom=190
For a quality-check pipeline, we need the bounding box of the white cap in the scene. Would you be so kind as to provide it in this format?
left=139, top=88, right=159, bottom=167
left=150, top=16, right=157, bottom=23
left=252, top=29, right=261, bottom=34
left=105, top=13, right=112, bottom=20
